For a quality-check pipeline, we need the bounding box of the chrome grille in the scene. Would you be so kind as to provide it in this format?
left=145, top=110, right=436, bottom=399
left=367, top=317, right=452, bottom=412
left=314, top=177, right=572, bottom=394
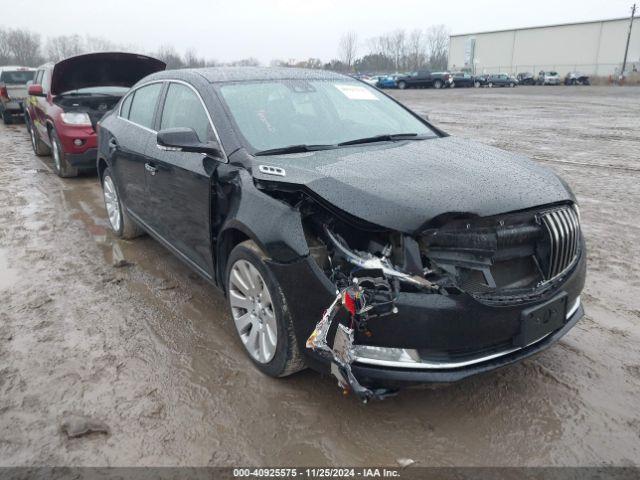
left=540, top=206, right=580, bottom=279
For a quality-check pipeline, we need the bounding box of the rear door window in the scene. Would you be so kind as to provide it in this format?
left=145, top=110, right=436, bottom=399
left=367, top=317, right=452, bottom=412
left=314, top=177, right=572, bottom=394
left=128, top=83, right=163, bottom=129
left=160, top=83, right=211, bottom=142
left=120, top=93, right=134, bottom=119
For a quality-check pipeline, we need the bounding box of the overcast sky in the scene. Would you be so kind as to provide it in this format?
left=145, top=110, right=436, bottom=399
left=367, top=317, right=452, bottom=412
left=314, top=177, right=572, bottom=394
left=7, top=0, right=636, bottom=63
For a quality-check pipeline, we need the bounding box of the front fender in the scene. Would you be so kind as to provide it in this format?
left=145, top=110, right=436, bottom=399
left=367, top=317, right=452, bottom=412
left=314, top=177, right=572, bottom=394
left=218, top=169, right=309, bottom=263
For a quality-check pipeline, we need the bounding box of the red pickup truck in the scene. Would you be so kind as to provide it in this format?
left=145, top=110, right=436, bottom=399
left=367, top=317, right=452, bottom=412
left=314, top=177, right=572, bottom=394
left=24, top=52, right=165, bottom=177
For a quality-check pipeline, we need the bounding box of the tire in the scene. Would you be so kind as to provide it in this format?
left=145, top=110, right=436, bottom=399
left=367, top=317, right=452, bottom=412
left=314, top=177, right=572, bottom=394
left=50, top=130, right=78, bottom=178
left=434, top=80, right=443, bottom=89
left=101, top=167, right=145, bottom=239
left=510, top=82, right=515, bottom=88
left=449, top=81, right=456, bottom=88
left=226, top=240, right=306, bottom=378
left=488, top=82, right=493, bottom=88
left=397, top=81, right=406, bottom=90
left=474, top=81, right=481, bottom=88
left=27, top=118, right=51, bottom=156
left=2, top=110, right=12, bottom=125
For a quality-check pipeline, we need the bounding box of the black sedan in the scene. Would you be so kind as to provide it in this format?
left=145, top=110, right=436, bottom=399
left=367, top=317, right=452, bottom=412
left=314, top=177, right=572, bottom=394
left=97, top=68, right=585, bottom=400
left=485, top=73, right=518, bottom=88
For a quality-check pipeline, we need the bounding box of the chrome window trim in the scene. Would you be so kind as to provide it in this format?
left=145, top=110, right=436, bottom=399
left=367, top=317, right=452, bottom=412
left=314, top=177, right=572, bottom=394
left=117, top=78, right=227, bottom=162
left=353, top=296, right=581, bottom=371
left=117, top=79, right=165, bottom=133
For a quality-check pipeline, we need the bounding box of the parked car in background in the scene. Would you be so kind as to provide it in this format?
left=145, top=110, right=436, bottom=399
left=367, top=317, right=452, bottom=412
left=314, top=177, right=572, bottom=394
left=0, top=66, right=36, bottom=124
left=450, top=72, right=475, bottom=88
left=538, top=71, right=561, bottom=85
left=376, top=75, right=398, bottom=89
left=565, top=72, right=590, bottom=85
left=485, top=74, right=517, bottom=88
left=24, top=52, right=165, bottom=177
left=395, top=70, right=453, bottom=89
left=516, top=72, right=536, bottom=85
left=97, top=67, right=585, bottom=400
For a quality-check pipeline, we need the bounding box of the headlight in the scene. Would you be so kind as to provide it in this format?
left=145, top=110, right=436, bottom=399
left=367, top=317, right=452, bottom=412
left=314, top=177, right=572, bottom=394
left=60, top=112, right=91, bottom=126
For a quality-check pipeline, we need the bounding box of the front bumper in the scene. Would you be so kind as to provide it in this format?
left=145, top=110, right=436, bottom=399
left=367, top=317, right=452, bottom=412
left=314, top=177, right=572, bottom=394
left=65, top=148, right=98, bottom=169
left=268, top=240, right=586, bottom=385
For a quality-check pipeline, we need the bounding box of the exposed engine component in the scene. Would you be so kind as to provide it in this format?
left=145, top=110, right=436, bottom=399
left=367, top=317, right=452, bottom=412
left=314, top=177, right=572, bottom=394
left=324, top=227, right=439, bottom=291
left=306, top=273, right=399, bottom=402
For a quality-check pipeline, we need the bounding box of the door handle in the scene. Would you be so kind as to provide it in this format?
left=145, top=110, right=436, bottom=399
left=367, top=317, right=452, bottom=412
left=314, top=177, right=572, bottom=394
left=108, top=138, right=118, bottom=150
left=145, top=163, right=157, bottom=176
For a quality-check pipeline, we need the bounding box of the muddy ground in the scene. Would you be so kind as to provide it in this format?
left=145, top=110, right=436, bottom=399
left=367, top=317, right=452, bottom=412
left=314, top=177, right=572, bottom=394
left=0, top=86, right=639, bottom=467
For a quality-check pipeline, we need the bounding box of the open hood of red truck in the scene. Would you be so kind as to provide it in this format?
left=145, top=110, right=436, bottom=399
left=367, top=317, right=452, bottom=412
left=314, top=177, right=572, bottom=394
left=50, top=52, right=166, bottom=95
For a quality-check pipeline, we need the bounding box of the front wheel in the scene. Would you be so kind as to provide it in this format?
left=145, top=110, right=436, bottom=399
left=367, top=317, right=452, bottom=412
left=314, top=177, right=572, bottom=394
left=27, top=119, right=50, bottom=156
left=2, top=110, right=12, bottom=125
left=488, top=82, right=494, bottom=88
left=226, top=241, right=305, bottom=377
left=397, top=81, right=406, bottom=90
left=510, top=82, right=515, bottom=87
left=474, top=81, right=481, bottom=88
left=50, top=130, right=78, bottom=178
left=434, top=80, right=443, bottom=89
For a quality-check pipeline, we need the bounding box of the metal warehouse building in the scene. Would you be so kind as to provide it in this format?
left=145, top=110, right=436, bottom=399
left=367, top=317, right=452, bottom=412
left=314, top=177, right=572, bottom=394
left=448, top=17, right=639, bottom=77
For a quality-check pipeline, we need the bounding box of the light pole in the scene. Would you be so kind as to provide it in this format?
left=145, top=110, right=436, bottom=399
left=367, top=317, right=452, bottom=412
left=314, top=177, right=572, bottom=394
left=621, top=3, right=637, bottom=79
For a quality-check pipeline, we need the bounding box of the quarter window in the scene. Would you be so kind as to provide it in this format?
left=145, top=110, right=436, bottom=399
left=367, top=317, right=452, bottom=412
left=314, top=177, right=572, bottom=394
left=160, top=83, right=211, bottom=142
left=128, top=83, right=162, bottom=129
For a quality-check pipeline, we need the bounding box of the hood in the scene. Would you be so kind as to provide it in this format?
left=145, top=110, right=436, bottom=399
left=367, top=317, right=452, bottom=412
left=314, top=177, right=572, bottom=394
left=252, top=136, right=575, bottom=233
left=51, top=52, right=166, bottom=95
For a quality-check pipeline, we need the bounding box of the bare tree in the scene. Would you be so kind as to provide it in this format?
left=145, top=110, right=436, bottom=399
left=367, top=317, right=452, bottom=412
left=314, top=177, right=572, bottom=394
left=45, top=35, right=84, bottom=62
left=184, top=48, right=206, bottom=68
left=155, top=45, right=185, bottom=69
left=227, top=57, right=260, bottom=67
left=426, top=24, right=449, bottom=71
left=0, top=29, right=11, bottom=65
left=84, top=35, right=117, bottom=53
left=407, top=29, right=427, bottom=71
left=4, top=29, right=42, bottom=66
left=338, top=32, right=358, bottom=71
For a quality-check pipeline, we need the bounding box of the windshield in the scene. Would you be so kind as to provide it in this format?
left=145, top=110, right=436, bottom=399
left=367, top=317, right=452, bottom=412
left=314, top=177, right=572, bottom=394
left=59, top=86, right=129, bottom=96
left=219, top=79, right=435, bottom=152
left=0, top=70, right=35, bottom=84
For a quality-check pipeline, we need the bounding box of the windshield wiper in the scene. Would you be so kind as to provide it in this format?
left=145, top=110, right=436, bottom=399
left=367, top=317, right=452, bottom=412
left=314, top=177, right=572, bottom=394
left=338, top=133, right=421, bottom=146
left=254, top=144, right=336, bottom=156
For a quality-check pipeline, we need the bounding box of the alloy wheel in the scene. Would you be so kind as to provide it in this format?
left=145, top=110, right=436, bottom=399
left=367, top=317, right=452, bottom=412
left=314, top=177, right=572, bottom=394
left=103, top=175, right=122, bottom=232
left=228, top=259, right=277, bottom=364
left=52, top=137, right=61, bottom=171
left=30, top=127, right=38, bottom=152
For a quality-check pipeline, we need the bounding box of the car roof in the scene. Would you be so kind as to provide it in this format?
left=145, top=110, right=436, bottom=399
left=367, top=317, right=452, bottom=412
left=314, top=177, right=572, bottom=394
left=144, top=67, right=350, bottom=84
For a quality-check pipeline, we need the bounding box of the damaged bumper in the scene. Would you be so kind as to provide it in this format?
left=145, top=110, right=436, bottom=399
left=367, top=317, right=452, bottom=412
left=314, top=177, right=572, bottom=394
left=267, top=242, right=586, bottom=388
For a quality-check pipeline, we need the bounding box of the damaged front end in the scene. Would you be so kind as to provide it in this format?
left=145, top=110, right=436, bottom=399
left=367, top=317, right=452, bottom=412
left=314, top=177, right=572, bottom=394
left=300, top=198, right=582, bottom=400
left=255, top=177, right=584, bottom=401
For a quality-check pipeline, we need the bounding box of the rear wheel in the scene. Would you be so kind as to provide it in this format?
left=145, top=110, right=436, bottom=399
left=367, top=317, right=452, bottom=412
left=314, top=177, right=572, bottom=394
left=101, top=167, right=145, bottom=239
left=50, top=130, right=78, bottom=178
left=474, top=81, right=481, bottom=88
left=510, top=82, right=515, bottom=87
left=488, top=82, right=494, bottom=88
left=397, top=81, right=406, bottom=90
left=226, top=240, right=305, bottom=378
left=434, top=80, right=443, bottom=89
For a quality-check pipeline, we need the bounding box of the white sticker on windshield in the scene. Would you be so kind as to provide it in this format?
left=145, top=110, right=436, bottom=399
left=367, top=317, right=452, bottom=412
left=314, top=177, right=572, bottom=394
left=334, top=84, right=378, bottom=100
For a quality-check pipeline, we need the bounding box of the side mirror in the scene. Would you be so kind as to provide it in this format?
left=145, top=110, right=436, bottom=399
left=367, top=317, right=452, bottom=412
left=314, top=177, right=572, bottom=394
left=28, top=84, right=44, bottom=96
left=157, top=127, right=223, bottom=158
